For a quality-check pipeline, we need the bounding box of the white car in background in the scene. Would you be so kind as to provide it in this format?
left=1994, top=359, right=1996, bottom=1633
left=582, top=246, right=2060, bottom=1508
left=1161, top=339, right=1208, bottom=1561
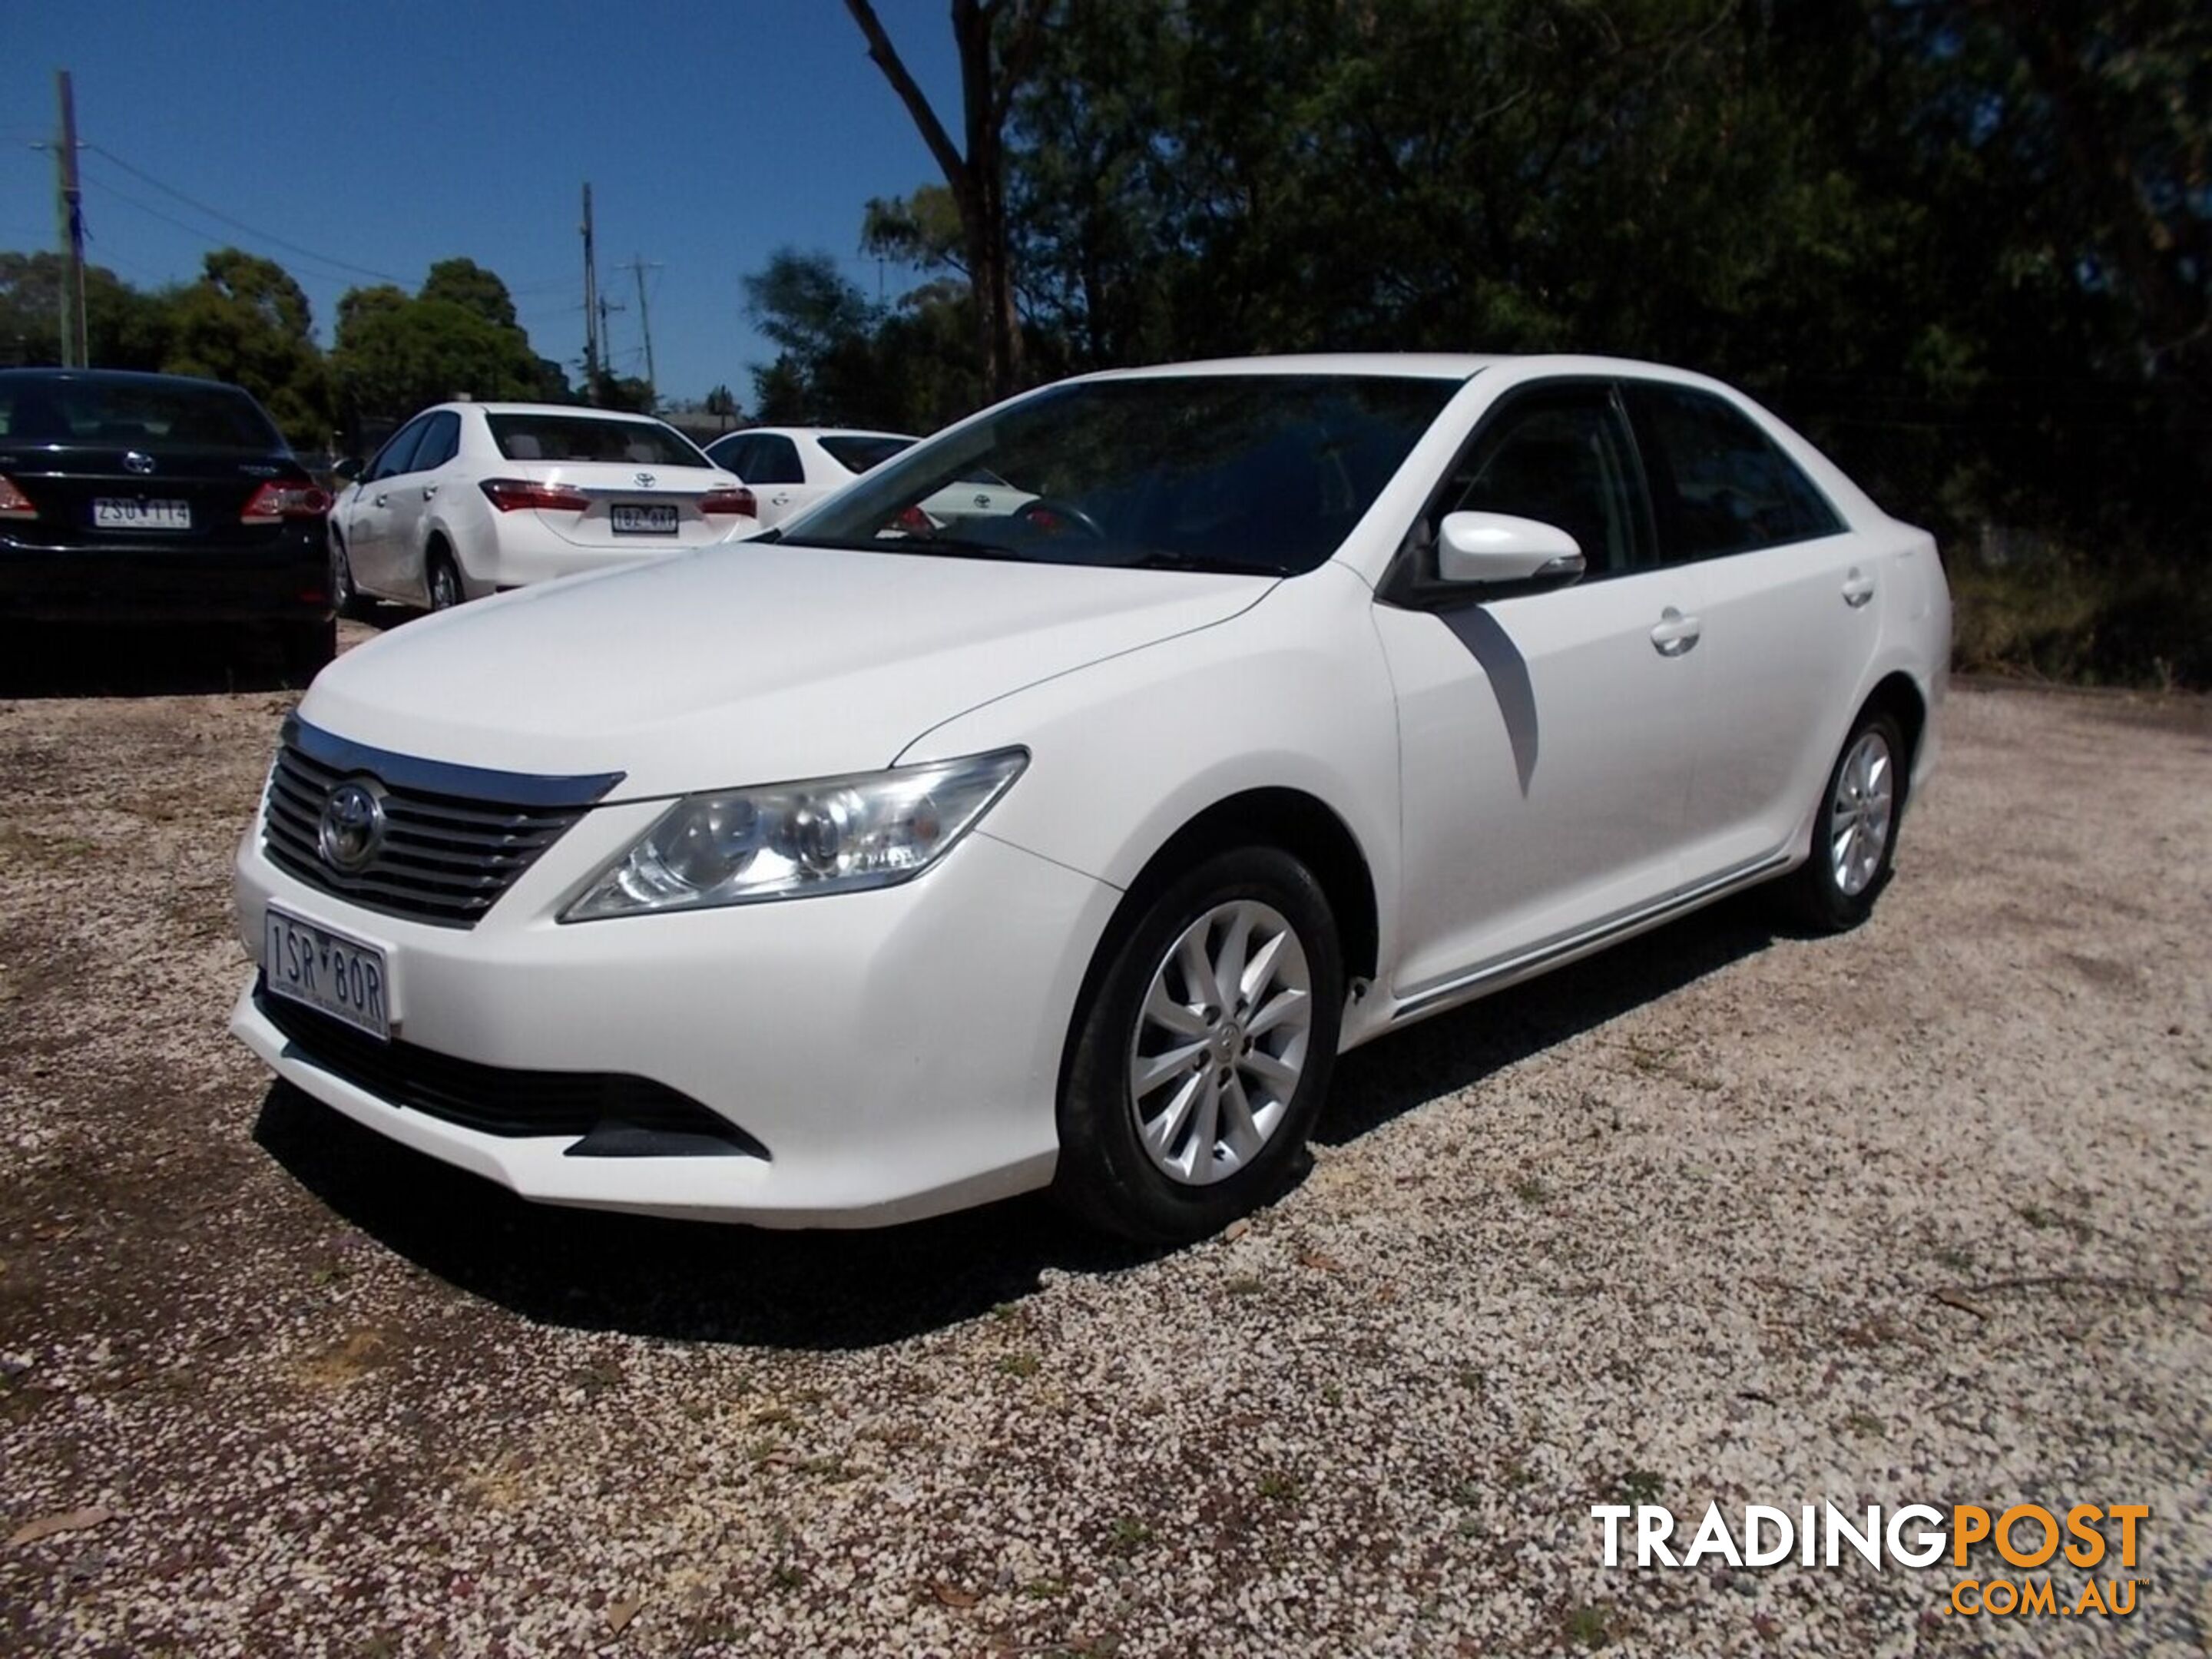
left=704, top=425, right=1033, bottom=529
left=329, top=403, right=757, bottom=612
left=234, top=354, right=1949, bottom=1243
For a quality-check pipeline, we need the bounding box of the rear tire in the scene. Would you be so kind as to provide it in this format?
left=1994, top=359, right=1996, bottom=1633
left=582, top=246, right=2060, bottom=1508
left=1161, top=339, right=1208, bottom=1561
left=426, top=546, right=462, bottom=612
left=1783, top=709, right=1905, bottom=932
left=329, top=528, right=370, bottom=621
left=1054, top=846, right=1343, bottom=1244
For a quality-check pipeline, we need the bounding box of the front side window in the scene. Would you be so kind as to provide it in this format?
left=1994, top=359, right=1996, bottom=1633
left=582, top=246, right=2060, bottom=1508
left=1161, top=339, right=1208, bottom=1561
left=784, top=373, right=1459, bottom=577
left=486, top=414, right=708, bottom=468
left=1434, top=386, right=1647, bottom=578
left=1625, top=382, right=1842, bottom=561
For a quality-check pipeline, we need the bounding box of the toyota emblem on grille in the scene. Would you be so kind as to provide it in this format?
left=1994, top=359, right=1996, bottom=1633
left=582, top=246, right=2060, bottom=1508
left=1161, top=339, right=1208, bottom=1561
left=123, top=450, right=157, bottom=475
left=634, top=471, right=656, bottom=488
left=318, top=781, right=386, bottom=874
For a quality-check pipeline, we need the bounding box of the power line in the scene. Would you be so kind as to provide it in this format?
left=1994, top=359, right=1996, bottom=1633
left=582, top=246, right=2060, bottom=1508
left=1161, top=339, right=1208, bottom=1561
left=75, top=165, right=405, bottom=291
left=81, top=141, right=409, bottom=285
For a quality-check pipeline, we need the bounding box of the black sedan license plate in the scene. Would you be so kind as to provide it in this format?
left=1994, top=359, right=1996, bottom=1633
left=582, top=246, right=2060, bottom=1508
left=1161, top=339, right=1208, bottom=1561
left=264, top=906, right=389, bottom=1041
left=94, top=497, right=191, bottom=530
left=611, top=502, right=678, bottom=535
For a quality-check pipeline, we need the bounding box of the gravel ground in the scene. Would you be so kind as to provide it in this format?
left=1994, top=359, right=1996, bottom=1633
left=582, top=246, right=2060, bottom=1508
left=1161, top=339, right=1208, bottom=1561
left=1, top=624, right=2207, bottom=1657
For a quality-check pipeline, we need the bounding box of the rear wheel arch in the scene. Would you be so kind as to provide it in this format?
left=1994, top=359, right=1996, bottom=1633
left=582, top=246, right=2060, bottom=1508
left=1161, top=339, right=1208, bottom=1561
left=1856, top=671, right=1927, bottom=797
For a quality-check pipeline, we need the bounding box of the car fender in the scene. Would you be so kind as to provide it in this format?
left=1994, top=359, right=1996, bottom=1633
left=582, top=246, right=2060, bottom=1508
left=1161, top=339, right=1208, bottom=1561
left=894, top=562, right=1404, bottom=1028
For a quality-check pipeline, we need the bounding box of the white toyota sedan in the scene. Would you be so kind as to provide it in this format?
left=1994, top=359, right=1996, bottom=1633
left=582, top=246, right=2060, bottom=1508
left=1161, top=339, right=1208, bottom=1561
left=233, top=355, right=1949, bottom=1242
left=327, top=402, right=757, bottom=612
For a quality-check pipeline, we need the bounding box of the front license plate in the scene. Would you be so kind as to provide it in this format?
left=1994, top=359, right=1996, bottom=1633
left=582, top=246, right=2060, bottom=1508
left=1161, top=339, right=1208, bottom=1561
left=611, top=502, right=678, bottom=535
left=263, top=906, right=390, bottom=1041
left=94, top=497, right=191, bottom=530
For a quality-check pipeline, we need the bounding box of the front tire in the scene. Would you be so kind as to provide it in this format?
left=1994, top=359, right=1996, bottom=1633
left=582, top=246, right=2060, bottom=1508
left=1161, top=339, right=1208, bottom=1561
left=1785, top=709, right=1905, bottom=932
left=1055, top=846, right=1343, bottom=1243
left=329, top=528, right=370, bottom=621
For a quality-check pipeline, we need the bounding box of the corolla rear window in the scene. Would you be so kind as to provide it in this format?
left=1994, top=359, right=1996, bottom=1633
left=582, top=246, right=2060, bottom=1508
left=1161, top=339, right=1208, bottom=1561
left=819, top=434, right=915, bottom=473
left=781, top=374, right=1459, bottom=576
left=0, top=376, right=282, bottom=450
left=488, top=414, right=707, bottom=467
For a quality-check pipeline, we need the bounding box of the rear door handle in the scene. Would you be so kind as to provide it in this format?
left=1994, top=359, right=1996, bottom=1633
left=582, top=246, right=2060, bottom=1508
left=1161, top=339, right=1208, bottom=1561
left=1650, top=607, right=1702, bottom=657
left=372, top=493, right=389, bottom=508
left=422, top=485, right=438, bottom=501
left=1842, top=569, right=1876, bottom=608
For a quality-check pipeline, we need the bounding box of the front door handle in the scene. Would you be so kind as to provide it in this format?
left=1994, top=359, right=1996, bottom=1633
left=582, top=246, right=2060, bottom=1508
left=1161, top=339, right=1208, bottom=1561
left=372, top=492, right=389, bottom=508
left=1842, top=568, right=1876, bottom=608
left=1650, top=607, right=1702, bottom=657
left=422, top=484, right=438, bottom=501
left=769, top=492, right=791, bottom=506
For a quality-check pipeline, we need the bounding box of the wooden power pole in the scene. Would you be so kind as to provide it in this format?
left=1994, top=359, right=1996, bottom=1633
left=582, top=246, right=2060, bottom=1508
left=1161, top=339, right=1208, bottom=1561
left=580, top=182, right=600, bottom=399
left=54, top=71, right=88, bottom=367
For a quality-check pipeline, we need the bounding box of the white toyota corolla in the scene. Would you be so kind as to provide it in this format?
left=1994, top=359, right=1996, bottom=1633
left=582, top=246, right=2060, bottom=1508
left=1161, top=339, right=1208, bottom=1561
left=233, top=354, right=1949, bottom=1242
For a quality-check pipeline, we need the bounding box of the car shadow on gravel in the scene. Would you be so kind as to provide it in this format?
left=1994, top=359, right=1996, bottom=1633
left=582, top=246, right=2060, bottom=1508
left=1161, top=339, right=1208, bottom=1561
left=0, top=622, right=314, bottom=696
left=252, top=892, right=1783, bottom=1351
left=252, top=1084, right=1157, bottom=1352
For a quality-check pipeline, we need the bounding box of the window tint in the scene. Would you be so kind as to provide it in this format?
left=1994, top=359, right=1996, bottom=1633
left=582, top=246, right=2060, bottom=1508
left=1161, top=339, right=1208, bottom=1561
left=0, top=373, right=282, bottom=450
left=743, top=433, right=805, bottom=485
left=485, top=414, right=707, bottom=467
left=818, top=434, right=914, bottom=474
left=704, top=434, right=750, bottom=474
left=1625, top=383, right=1842, bottom=560
left=789, top=374, right=1456, bottom=577
left=366, top=417, right=428, bottom=482
left=411, top=410, right=462, bottom=472
left=1438, top=387, right=1645, bottom=577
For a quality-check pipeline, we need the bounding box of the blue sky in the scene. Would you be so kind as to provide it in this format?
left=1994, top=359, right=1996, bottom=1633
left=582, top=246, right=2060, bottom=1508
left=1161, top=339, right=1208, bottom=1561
left=1, top=0, right=965, bottom=406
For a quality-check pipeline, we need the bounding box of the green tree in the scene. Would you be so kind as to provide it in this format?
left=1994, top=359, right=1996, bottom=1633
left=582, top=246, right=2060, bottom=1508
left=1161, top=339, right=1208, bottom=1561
left=0, top=252, right=172, bottom=370
left=421, top=257, right=521, bottom=333
left=163, top=248, right=329, bottom=444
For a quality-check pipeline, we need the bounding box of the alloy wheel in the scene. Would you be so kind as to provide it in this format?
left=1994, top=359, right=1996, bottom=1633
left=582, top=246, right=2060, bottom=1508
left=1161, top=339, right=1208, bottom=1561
left=1830, top=730, right=1894, bottom=896
left=1127, top=899, right=1313, bottom=1186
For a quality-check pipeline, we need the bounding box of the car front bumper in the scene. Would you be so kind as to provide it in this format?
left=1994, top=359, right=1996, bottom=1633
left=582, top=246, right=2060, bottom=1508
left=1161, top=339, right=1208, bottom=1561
left=230, top=795, right=1120, bottom=1227
left=0, top=530, right=331, bottom=623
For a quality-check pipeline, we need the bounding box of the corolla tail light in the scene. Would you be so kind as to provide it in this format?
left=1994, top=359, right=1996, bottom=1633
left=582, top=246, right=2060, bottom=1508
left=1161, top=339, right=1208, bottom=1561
left=241, top=482, right=332, bottom=522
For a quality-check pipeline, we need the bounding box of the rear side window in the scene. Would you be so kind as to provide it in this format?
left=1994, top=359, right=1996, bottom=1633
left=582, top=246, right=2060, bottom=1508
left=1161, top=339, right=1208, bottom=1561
left=740, top=433, right=804, bottom=485
left=411, top=410, right=462, bottom=471
left=705, top=435, right=750, bottom=474
left=1625, top=382, right=1842, bottom=560
left=0, top=375, right=282, bottom=450
left=366, top=417, right=428, bottom=482
left=487, top=414, right=707, bottom=467
left=818, top=434, right=913, bottom=474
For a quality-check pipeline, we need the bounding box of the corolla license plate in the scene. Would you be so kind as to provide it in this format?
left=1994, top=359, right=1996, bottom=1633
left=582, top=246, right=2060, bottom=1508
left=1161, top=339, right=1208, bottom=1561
left=94, top=498, right=190, bottom=530
left=611, top=502, right=678, bottom=535
left=263, top=906, right=390, bottom=1041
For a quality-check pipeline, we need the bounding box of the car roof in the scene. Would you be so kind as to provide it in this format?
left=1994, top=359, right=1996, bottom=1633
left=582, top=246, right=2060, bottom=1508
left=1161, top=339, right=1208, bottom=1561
left=455, top=402, right=678, bottom=423
left=724, top=426, right=919, bottom=442
left=1080, top=351, right=1717, bottom=385
left=0, top=366, right=259, bottom=395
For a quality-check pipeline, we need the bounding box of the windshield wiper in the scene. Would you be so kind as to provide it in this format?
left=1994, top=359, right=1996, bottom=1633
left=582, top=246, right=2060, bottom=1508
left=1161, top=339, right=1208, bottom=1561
left=1117, top=548, right=1289, bottom=577
left=780, top=534, right=1025, bottom=561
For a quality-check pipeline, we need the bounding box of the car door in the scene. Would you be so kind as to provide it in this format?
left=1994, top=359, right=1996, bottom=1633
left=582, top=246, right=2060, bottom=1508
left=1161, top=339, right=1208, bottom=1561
left=342, top=416, right=429, bottom=598
left=743, top=433, right=810, bottom=525
left=386, top=409, right=460, bottom=601
left=1371, top=382, right=1705, bottom=1002
left=1621, top=380, right=1873, bottom=883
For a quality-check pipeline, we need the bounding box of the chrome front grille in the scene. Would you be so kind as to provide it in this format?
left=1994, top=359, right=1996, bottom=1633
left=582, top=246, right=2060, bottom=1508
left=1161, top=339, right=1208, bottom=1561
left=260, top=717, right=621, bottom=928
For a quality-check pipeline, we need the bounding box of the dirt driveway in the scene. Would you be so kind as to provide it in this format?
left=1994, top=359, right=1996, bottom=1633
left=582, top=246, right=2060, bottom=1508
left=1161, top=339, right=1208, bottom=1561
left=2, top=631, right=2207, bottom=1657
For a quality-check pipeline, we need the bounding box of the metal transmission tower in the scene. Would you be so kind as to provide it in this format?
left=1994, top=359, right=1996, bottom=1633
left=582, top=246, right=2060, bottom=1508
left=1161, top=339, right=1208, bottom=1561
left=580, top=183, right=601, bottom=399
left=615, top=255, right=662, bottom=400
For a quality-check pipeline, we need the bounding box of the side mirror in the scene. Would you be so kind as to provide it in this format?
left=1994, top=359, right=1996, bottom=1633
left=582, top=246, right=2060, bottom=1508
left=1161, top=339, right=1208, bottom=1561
left=332, top=456, right=365, bottom=482
left=1435, top=511, right=1585, bottom=588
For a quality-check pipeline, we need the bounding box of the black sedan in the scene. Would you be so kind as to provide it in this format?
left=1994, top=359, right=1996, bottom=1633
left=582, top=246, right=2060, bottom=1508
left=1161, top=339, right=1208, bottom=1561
left=0, top=369, right=335, bottom=672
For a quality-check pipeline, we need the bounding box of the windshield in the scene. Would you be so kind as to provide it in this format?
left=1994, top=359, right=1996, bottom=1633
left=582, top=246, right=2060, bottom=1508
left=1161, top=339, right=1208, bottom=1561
left=487, top=413, right=709, bottom=467
left=0, top=375, right=283, bottom=451
left=780, top=373, right=1458, bottom=575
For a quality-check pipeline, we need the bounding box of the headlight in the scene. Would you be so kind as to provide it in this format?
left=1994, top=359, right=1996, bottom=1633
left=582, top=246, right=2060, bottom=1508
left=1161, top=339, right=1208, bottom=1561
left=561, top=748, right=1028, bottom=920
